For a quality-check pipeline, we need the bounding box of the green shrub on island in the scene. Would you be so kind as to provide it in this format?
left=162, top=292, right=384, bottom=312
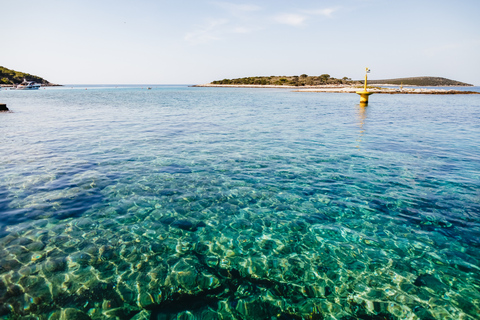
left=211, top=74, right=358, bottom=86
left=0, top=66, right=52, bottom=85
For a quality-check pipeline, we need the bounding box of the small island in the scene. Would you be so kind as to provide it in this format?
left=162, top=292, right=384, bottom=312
left=195, top=75, right=478, bottom=94
left=0, top=66, right=59, bottom=87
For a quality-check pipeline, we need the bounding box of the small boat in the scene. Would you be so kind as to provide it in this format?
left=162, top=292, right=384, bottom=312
left=14, top=79, right=41, bottom=90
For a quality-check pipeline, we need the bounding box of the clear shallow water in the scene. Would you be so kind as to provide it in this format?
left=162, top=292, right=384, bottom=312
left=0, top=86, right=479, bottom=320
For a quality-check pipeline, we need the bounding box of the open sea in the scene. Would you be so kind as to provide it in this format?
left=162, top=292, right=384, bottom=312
left=0, top=85, right=479, bottom=320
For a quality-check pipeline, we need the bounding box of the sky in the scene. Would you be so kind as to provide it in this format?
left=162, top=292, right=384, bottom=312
left=2, top=0, right=480, bottom=85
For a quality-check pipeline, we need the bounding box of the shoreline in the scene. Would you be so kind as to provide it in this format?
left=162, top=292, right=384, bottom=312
left=194, top=84, right=480, bottom=94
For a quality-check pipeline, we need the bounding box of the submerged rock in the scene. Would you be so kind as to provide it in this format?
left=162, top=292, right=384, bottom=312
left=413, top=274, right=447, bottom=292
left=171, top=219, right=200, bottom=232
left=43, top=258, right=67, bottom=275
left=130, top=310, right=151, bottom=320
left=61, top=308, right=91, bottom=320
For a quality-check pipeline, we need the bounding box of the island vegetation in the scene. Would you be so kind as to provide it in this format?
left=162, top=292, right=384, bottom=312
left=0, top=66, right=56, bottom=86
left=211, top=74, right=359, bottom=86
left=209, top=75, right=473, bottom=87
left=367, top=76, right=473, bottom=86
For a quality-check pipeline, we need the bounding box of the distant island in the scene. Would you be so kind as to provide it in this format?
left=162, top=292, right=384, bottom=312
left=205, top=75, right=473, bottom=87
left=367, top=77, right=473, bottom=87
left=0, top=66, right=59, bottom=86
left=195, top=74, right=478, bottom=94
left=210, top=74, right=355, bottom=86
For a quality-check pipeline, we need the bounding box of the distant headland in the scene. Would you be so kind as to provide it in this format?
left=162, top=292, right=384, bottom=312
left=367, top=77, right=473, bottom=87
left=199, top=75, right=473, bottom=87
left=0, top=66, right=60, bottom=86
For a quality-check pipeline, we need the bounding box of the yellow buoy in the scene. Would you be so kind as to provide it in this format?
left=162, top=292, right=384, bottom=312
left=356, top=67, right=374, bottom=106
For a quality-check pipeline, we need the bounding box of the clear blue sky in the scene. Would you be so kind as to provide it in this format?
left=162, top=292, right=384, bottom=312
left=2, top=0, right=480, bottom=85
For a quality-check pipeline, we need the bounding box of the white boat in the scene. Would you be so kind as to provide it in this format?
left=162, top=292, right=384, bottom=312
left=15, top=79, right=41, bottom=90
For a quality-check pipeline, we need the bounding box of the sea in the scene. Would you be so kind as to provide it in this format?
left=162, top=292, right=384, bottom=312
left=0, top=85, right=479, bottom=320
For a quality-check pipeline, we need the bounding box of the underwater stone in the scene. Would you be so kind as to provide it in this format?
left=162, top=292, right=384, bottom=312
left=5, top=283, right=23, bottom=298
left=67, top=252, right=93, bottom=268
left=193, top=242, right=210, bottom=255
left=49, top=235, right=70, bottom=247
left=0, top=303, right=11, bottom=317
left=25, top=276, right=51, bottom=304
left=413, top=274, right=447, bottom=292
left=137, top=292, right=156, bottom=308
left=149, top=263, right=168, bottom=281
left=10, top=237, right=33, bottom=247
left=81, top=243, right=99, bottom=258
left=61, top=308, right=91, bottom=320
left=7, top=244, right=28, bottom=256
left=74, top=218, right=98, bottom=230
left=95, top=261, right=117, bottom=281
left=18, top=265, right=36, bottom=277
left=412, top=306, right=435, bottom=320
left=99, top=245, right=117, bottom=261
left=116, top=282, right=136, bottom=302
left=235, top=298, right=271, bottom=319
left=26, top=241, right=46, bottom=252
left=1, top=258, right=21, bottom=272
left=160, top=216, right=176, bottom=225
left=16, top=251, right=34, bottom=264
left=43, top=258, right=67, bottom=274
left=171, top=219, right=197, bottom=231
left=197, top=273, right=221, bottom=291
left=48, top=311, right=61, bottom=320
left=168, top=258, right=199, bottom=292
left=103, top=307, right=139, bottom=319
left=150, top=242, right=166, bottom=254
left=230, top=219, right=252, bottom=230
left=130, top=310, right=152, bottom=320
left=45, top=247, right=65, bottom=259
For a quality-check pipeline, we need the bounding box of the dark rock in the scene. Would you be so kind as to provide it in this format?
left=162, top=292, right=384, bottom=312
left=171, top=219, right=197, bottom=231
left=68, top=252, right=93, bottom=266
left=0, top=104, right=8, bottom=112
left=150, top=242, right=166, bottom=254
left=6, top=284, right=23, bottom=298
left=6, top=245, right=28, bottom=256
left=160, top=217, right=176, bottom=225
left=0, top=258, right=21, bottom=272
left=412, top=306, right=435, bottom=320
left=10, top=237, right=33, bottom=246
left=0, top=303, right=11, bottom=316
left=414, top=274, right=447, bottom=291
left=26, top=241, right=46, bottom=252
left=43, top=258, right=67, bottom=274
left=99, top=245, right=116, bottom=261
left=62, top=308, right=91, bottom=320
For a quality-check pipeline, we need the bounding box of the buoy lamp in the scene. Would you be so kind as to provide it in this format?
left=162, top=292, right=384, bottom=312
left=356, top=68, right=374, bottom=106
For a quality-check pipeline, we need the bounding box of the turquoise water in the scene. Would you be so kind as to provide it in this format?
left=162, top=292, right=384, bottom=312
left=0, top=86, right=479, bottom=320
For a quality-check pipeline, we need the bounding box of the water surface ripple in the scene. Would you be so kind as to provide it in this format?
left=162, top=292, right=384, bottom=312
left=0, top=86, right=479, bottom=319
